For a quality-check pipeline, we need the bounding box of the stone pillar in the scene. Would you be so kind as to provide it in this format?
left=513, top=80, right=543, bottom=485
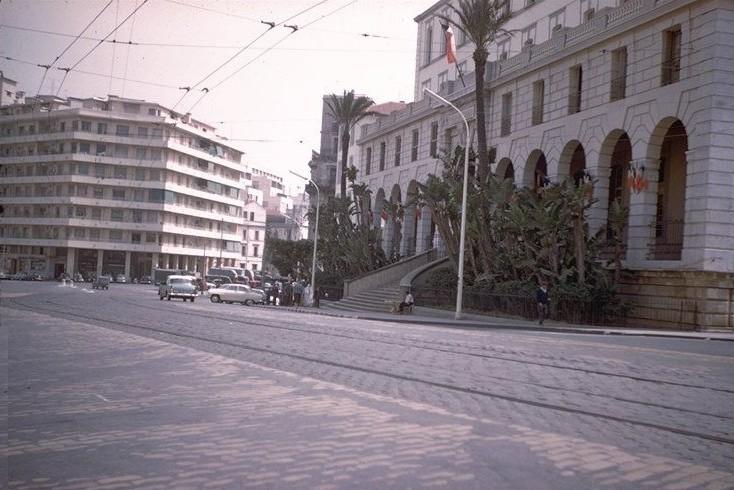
left=96, top=250, right=104, bottom=276
left=124, top=251, right=131, bottom=278
left=589, top=164, right=612, bottom=237
left=401, top=207, right=416, bottom=257
left=151, top=253, right=159, bottom=273
left=626, top=158, right=659, bottom=264
left=66, top=247, right=76, bottom=275
left=415, top=207, right=432, bottom=254
left=174, top=255, right=180, bottom=269
left=383, top=218, right=394, bottom=257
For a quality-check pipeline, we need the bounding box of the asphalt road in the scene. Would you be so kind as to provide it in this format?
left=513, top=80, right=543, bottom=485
left=3, top=281, right=734, bottom=489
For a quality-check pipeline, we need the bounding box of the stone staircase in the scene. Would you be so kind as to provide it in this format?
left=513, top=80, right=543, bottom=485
left=321, top=284, right=403, bottom=313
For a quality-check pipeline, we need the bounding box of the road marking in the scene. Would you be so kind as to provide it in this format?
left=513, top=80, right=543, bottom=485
left=92, top=393, right=111, bottom=403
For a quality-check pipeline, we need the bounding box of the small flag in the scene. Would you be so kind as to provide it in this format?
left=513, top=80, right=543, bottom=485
left=441, top=23, right=457, bottom=64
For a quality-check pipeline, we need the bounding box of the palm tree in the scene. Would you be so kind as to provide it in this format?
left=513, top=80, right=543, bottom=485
left=443, top=0, right=511, bottom=181
left=325, top=90, right=375, bottom=196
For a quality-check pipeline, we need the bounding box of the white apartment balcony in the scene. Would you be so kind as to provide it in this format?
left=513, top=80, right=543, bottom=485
left=165, top=139, right=245, bottom=173
left=0, top=130, right=168, bottom=148
left=0, top=236, right=243, bottom=259
left=0, top=217, right=241, bottom=242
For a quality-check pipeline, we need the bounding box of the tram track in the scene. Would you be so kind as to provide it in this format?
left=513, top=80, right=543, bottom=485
left=114, top=295, right=734, bottom=395
left=7, top=295, right=734, bottom=446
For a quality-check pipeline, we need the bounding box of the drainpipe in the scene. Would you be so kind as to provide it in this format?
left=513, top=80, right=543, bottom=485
left=729, top=288, right=733, bottom=329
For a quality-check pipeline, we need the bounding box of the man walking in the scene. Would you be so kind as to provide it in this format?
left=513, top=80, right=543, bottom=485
left=536, top=283, right=549, bottom=325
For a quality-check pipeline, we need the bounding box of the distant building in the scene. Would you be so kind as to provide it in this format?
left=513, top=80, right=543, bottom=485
left=0, top=91, right=259, bottom=279
left=0, top=73, right=24, bottom=106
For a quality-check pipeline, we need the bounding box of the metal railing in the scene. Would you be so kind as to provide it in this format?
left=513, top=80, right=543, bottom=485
left=649, top=218, right=683, bottom=260
left=413, top=287, right=626, bottom=326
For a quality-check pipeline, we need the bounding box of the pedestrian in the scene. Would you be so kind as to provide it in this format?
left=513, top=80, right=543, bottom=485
left=293, top=281, right=304, bottom=306
left=536, top=282, right=549, bottom=325
left=398, top=289, right=414, bottom=314
left=270, top=282, right=280, bottom=306
left=313, top=284, right=320, bottom=308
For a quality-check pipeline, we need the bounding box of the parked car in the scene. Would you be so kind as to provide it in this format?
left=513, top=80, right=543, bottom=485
left=73, top=273, right=84, bottom=282
left=139, top=275, right=152, bottom=284
left=205, top=275, right=232, bottom=288
left=208, top=284, right=263, bottom=305
left=92, top=276, right=111, bottom=290
left=159, top=275, right=197, bottom=302
left=0, top=272, right=10, bottom=280
left=13, top=272, right=31, bottom=280
left=114, top=274, right=128, bottom=283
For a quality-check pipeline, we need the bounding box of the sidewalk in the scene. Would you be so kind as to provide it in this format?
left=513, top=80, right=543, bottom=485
left=259, top=303, right=734, bottom=342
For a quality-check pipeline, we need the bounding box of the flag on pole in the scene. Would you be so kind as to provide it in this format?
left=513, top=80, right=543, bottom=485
left=441, top=23, right=457, bottom=64
left=441, top=23, right=465, bottom=88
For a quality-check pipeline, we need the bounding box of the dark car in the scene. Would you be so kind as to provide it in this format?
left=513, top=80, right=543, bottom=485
left=205, top=275, right=232, bottom=288
left=139, top=275, right=152, bottom=284
left=92, top=276, right=111, bottom=290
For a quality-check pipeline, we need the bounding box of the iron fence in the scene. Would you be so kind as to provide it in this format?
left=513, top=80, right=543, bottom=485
left=414, top=287, right=626, bottom=326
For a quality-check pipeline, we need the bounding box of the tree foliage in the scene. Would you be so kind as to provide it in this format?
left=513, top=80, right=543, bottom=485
left=442, top=0, right=511, bottom=181
left=325, top=90, right=375, bottom=197
left=414, top=146, right=620, bottom=304
left=264, top=238, right=312, bottom=279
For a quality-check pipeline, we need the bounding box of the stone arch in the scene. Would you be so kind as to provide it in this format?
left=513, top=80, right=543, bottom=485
left=496, top=157, right=515, bottom=182
left=383, top=184, right=403, bottom=257
left=559, top=140, right=587, bottom=184
left=647, top=118, right=688, bottom=260
left=523, top=149, right=548, bottom=190
left=597, top=130, right=632, bottom=256
left=373, top=188, right=385, bottom=231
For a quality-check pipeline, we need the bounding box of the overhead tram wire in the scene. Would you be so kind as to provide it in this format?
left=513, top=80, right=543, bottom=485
left=121, top=0, right=140, bottom=96
left=2, top=55, right=180, bottom=90
left=172, top=0, right=336, bottom=112
left=108, top=0, right=121, bottom=94
left=184, top=0, right=359, bottom=114
left=55, top=0, right=150, bottom=96
left=1, top=23, right=410, bottom=48
left=34, top=0, right=114, bottom=96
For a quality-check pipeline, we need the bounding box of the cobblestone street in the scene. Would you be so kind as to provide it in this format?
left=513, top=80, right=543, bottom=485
left=3, top=282, right=734, bottom=489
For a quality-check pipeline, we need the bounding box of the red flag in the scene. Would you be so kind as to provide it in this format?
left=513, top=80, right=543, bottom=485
left=442, top=23, right=457, bottom=64
left=380, top=208, right=388, bottom=221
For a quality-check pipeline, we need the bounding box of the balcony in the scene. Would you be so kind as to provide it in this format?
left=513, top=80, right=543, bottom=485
left=648, top=219, right=683, bottom=260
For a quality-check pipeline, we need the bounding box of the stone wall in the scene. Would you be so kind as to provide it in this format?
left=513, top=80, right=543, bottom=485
left=618, top=270, right=734, bottom=329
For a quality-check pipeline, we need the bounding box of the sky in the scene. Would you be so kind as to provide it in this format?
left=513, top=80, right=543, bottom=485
left=0, top=0, right=432, bottom=190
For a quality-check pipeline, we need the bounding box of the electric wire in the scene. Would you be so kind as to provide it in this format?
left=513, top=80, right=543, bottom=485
left=185, top=0, right=359, bottom=114
left=33, top=0, right=114, bottom=96
left=120, top=0, right=139, bottom=96
left=108, top=0, right=120, bottom=95
left=55, top=0, right=150, bottom=96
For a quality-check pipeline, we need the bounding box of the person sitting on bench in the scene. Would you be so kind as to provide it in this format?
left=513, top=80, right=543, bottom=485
left=398, top=290, right=414, bottom=313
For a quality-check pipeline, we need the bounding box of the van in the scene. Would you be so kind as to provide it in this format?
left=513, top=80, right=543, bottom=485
left=208, top=267, right=248, bottom=284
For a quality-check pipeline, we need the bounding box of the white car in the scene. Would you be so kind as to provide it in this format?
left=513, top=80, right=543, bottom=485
left=208, top=284, right=263, bottom=305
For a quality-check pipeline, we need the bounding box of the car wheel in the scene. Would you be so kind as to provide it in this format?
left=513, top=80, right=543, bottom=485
left=167, top=294, right=171, bottom=301
left=245, top=299, right=254, bottom=306
left=210, top=295, right=220, bottom=303
left=190, top=297, right=195, bottom=303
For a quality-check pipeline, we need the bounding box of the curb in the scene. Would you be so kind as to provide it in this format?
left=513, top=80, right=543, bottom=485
left=255, top=305, right=734, bottom=342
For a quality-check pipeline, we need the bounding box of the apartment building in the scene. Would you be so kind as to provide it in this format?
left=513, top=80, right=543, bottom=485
left=353, top=0, right=734, bottom=327
left=0, top=93, right=254, bottom=279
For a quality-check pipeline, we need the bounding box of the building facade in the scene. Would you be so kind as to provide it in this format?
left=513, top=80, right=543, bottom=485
left=0, top=94, right=255, bottom=279
left=353, top=0, right=734, bottom=327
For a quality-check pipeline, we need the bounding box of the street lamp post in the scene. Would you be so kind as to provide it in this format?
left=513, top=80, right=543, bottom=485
left=423, top=87, right=470, bottom=320
left=289, top=170, right=320, bottom=306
